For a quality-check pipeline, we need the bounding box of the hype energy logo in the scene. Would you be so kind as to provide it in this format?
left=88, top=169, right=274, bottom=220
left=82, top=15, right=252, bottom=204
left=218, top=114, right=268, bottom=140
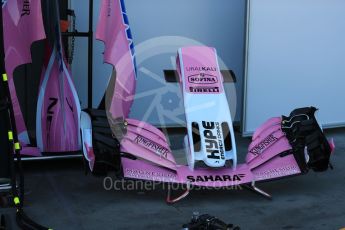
left=202, top=121, right=225, bottom=161
left=249, top=134, right=278, bottom=155
left=119, top=0, right=137, bottom=78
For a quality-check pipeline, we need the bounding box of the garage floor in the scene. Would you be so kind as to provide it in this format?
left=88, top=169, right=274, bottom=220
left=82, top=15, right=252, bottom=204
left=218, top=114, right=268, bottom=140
left=1, top=128, right=344, bottom=230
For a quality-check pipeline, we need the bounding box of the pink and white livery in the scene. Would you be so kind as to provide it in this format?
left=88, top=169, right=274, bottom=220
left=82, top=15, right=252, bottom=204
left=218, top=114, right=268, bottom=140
left=177, top=46, right=237, bottom=169
left=81, top=0, right=334, bottom=203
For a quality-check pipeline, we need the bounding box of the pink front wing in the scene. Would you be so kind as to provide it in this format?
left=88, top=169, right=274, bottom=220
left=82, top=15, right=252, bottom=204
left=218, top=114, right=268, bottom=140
left=121, top=154, right=301, bottom=188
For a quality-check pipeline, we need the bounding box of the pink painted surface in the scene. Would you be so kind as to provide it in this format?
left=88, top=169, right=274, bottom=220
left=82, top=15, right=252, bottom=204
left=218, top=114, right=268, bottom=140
left=36, top=39, right=81, bottom=152
left=122, top=158, right=253, bottom=187
left=121, top=117, right=301, bottom=187
left=252, top=117, right=282, bottom=141
left=123, top=131, right=174, bottom=163
left=121, top=137, right=177, bottom=171
left=248, top=124, right=282, bottom=151
left=96, top=0, right=136, bottom=119
left=20, top=146, right=41, bottom=157
left=121, top=154, right=301, bottom=187
left=179, top=46, right=223, bottom=94
left=252, top=154, right=301, bottom=181
left=126, top=118, right=167, bottom=142
left=2, top=0, right=45, bottom=146
left=247, top=131, right=292, bottom=168
left=126, top=126, right=170, bottom=150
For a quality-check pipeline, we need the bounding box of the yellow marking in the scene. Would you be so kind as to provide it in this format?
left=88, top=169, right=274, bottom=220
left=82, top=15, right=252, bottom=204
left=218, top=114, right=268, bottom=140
left=14, top=197, right=20, bottom=205
left=8, top=131, right=13, bottom=141
left=2, top=73, right=8, bottom=82
left=15, top=142, right=21, bottom=150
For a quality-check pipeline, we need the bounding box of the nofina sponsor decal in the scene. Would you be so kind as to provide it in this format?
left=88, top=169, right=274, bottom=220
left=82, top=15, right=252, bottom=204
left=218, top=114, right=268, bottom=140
left=188, top=73, right=218, bottom=85
left=186, top=65, right=220, bottom=93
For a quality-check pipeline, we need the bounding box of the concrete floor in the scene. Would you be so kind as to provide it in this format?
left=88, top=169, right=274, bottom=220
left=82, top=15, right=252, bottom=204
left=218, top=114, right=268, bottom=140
left=1, top=128, right=345, bottom=230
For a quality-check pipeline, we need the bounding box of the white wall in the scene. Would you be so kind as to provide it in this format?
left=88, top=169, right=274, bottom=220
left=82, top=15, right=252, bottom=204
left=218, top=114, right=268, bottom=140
left=243, top=0, right=345, bottom=135
left=71, top=0, right=246, bottom=126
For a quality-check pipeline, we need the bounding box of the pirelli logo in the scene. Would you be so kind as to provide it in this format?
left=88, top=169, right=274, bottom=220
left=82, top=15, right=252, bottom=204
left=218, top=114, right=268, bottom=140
left=189, top=87, right=220, bottom=93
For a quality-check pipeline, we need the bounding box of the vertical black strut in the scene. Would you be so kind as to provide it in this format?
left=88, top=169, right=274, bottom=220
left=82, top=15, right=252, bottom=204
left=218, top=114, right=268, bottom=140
left=88, top=0, right=94, bottom=108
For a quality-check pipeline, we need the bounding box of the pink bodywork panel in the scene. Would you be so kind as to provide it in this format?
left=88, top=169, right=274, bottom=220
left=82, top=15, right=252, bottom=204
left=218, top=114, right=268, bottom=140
left=246, top=130, right=292, bottom=168
left=126, top=118, right=168, bottom=142
left=122, top=152, right=301, bottom=188
left=179, top=46, right=223, bottom=94
left=3, top=0, right=45, bottom=147
left=248, top=124, right=282, bottom=151
left=96, top=0, right=136, bottom=119
left=36, top=58, right=81, bottom=152
left=121, top=118, right=301, bottom=187
left=20, top=146, right=41, bottom=157
left=121, top=119, right=177, bottom=171
left=252, top=117, right=282, bottom=141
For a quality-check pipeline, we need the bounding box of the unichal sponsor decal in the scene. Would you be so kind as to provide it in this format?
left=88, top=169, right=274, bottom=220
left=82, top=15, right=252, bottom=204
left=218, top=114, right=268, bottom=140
left=249, top=134, right=278, bottom=155
left=187, top=174, right=245, bottom=183
left=186, top=66, right=217, bottom=72
left=203, top=121, right=225, bottom=161
left=134, top=135, right=169, bottom=158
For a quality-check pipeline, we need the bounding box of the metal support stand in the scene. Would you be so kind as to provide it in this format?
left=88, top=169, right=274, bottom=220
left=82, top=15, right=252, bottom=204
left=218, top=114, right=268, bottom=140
left=166, top=183, right=191, bottom=204
left=244, top=181, right=272, bottom=199
left=62, top=0, right=94, bottom=108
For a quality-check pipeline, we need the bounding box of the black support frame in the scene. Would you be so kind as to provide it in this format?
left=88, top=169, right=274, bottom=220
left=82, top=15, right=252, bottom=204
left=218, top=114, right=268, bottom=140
left=61, top=0, right=94, bottom=108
